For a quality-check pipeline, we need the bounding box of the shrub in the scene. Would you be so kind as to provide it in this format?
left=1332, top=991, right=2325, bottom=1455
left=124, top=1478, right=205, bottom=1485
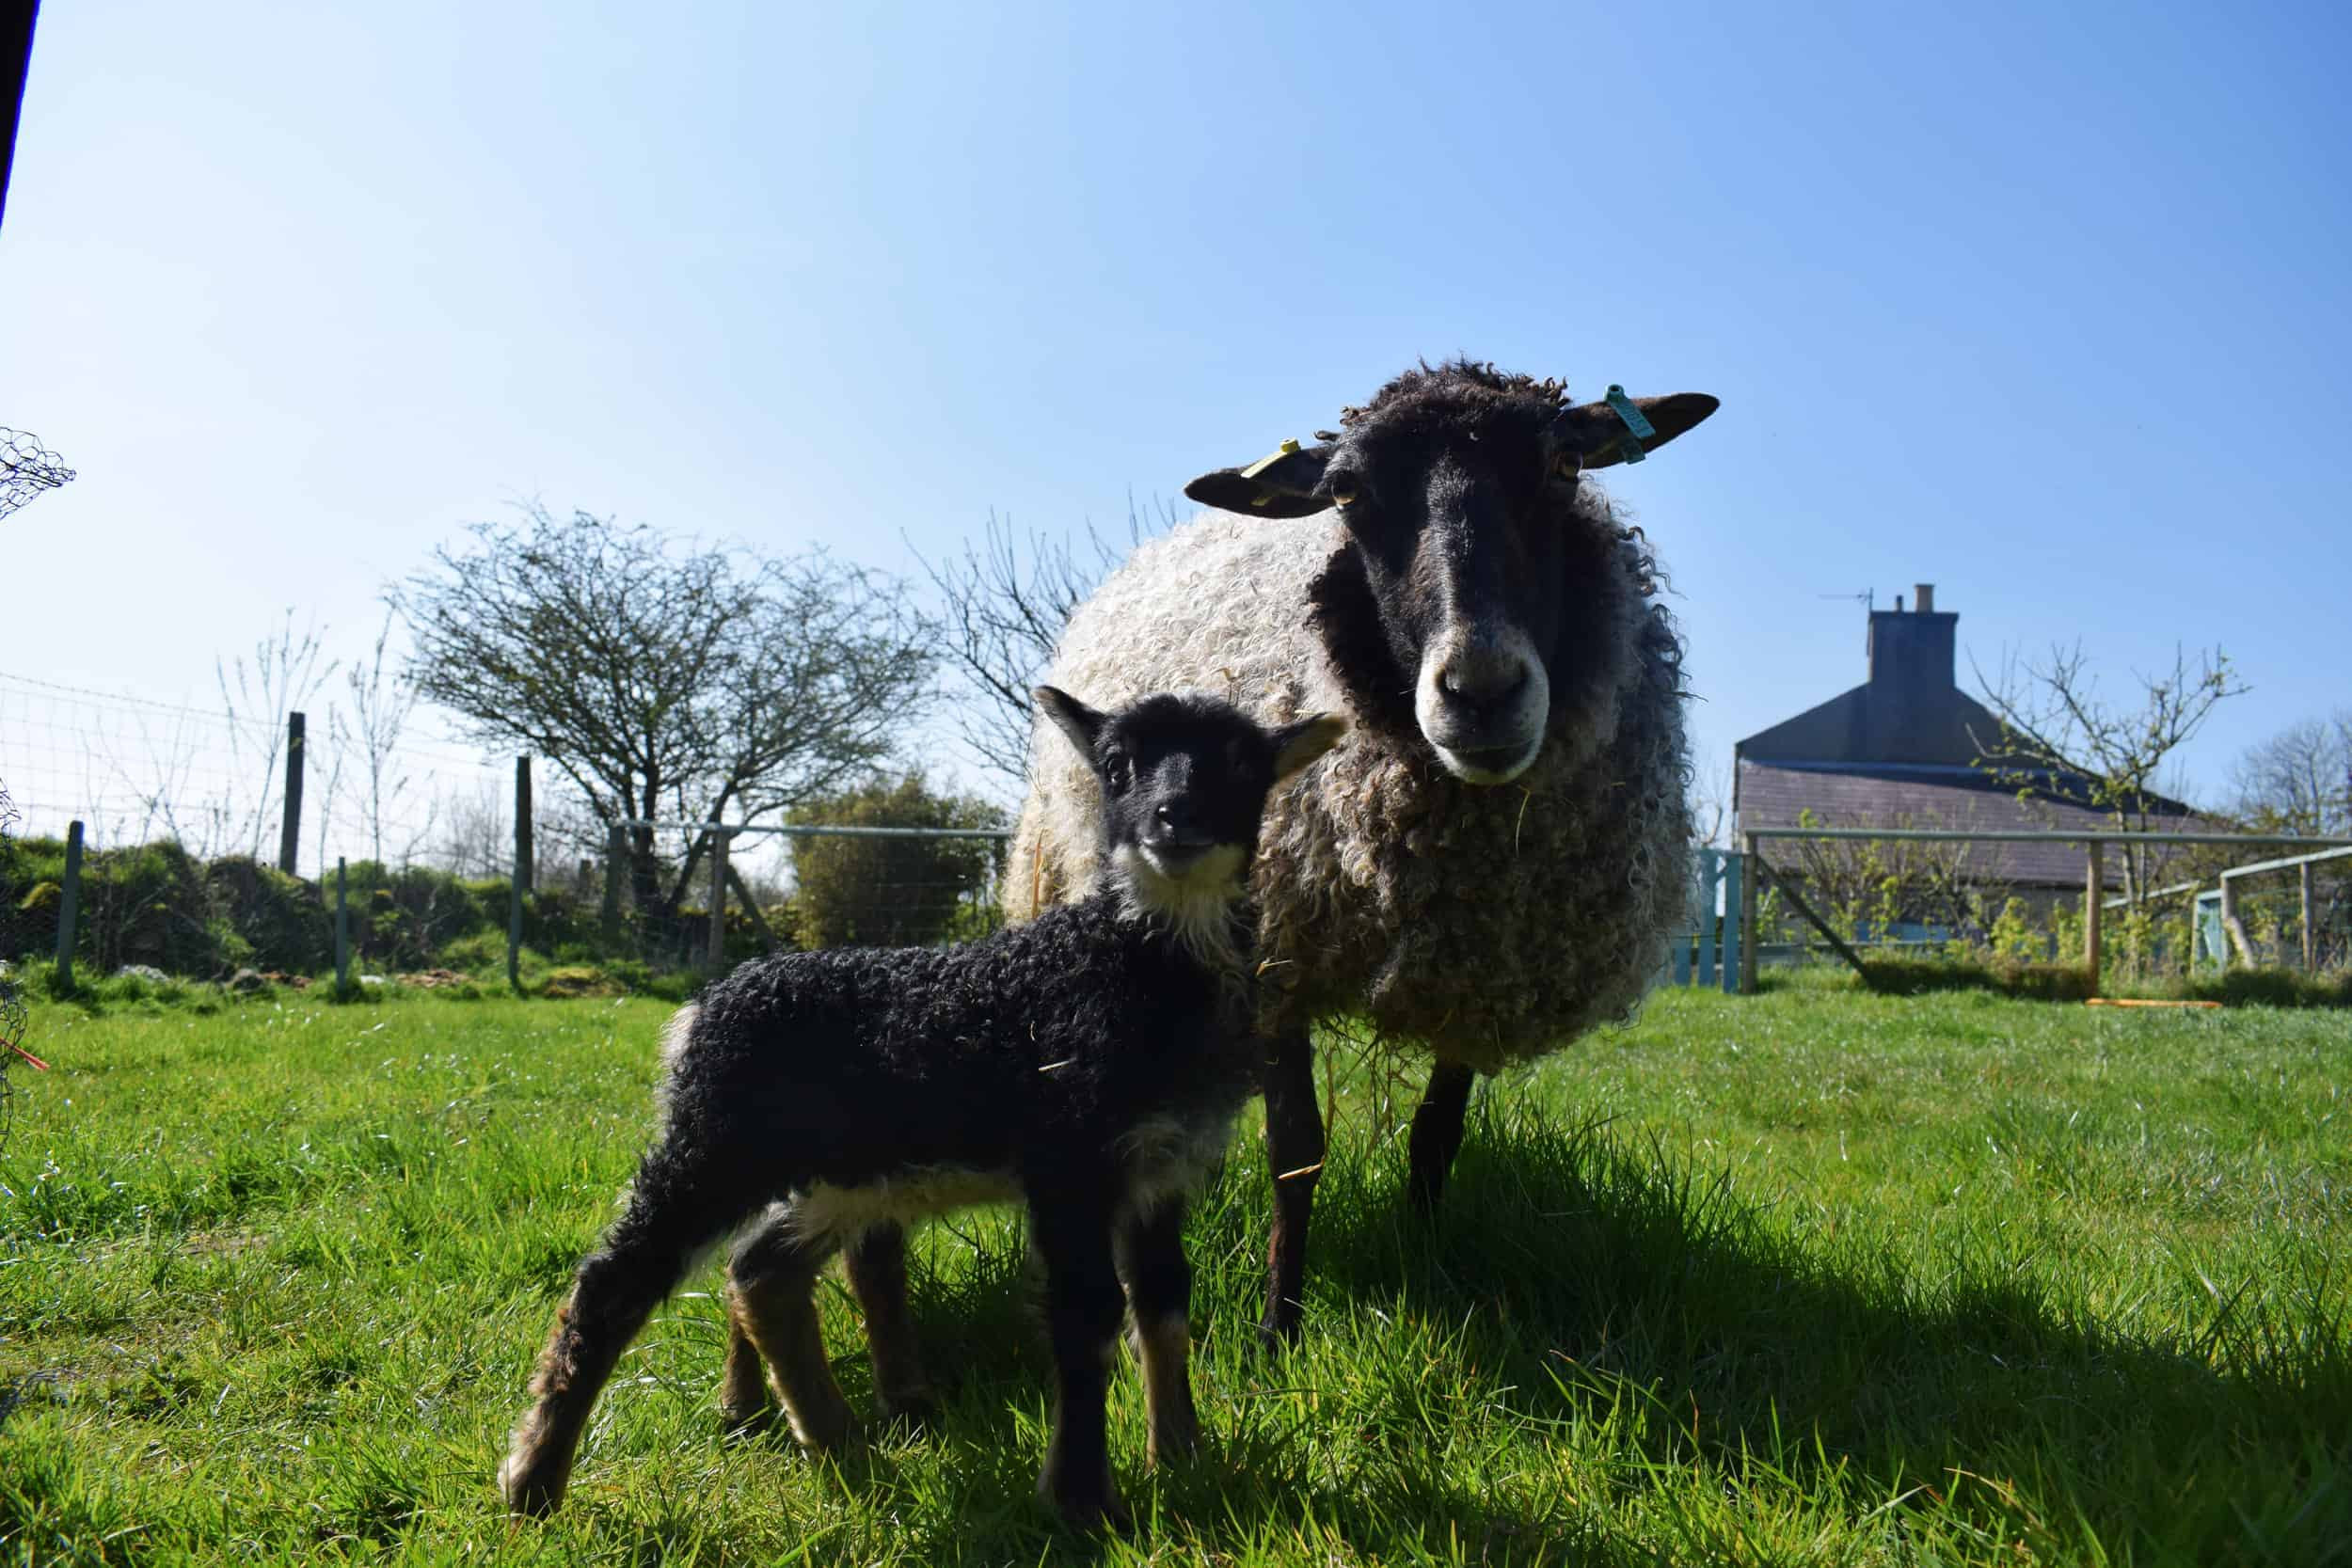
left=788, top=774, right=1006, bottom=950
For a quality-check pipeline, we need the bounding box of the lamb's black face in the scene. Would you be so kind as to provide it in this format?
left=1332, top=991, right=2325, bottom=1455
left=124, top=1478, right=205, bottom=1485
left=1317, top=406, right=1571, bottom=784
left=1035, top=688, right=1346, bottom=913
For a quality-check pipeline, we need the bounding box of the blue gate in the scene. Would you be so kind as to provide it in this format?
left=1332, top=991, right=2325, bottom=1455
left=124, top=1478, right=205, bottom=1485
left=1665, top=847, right=1743, bottom=992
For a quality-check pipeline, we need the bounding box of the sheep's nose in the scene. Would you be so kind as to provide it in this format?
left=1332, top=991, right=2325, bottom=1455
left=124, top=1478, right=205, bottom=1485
left=1436, top=651, right=1531, bottom=715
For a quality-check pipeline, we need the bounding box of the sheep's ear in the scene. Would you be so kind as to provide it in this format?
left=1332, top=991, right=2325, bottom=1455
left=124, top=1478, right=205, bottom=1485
left=1554, top=392, right=1720, bottom=470
left=1184, top=441, right=1333, bottom=519
left=1034, top=685, right=1106, bottom=759
left=1270, top=713, right=1349, bottom=782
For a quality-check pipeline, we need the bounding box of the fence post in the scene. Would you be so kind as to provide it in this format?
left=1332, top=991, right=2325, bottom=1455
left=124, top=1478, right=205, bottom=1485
left=515, top=756, right=534, bottom=894
left=277, top=711, right=306, bottom=875
left=707, top=828, right=729, bottom=971
left=53, top=819, right=84, bottom=990
left=2083, top=839, right=2104, bottom=987
left=1720, top=850, right=1743, bottom=995
left=2300, top=862, right=2316, bottom=971
left=1695, top=851, right=1718, bottom=990
left=1739, top=833, right=1760, bottom=994
left=335, top=857, right=350, bottom=991
left=508, top=771, right=527, bottom=994
left=602, top=822, right=626, bottom=945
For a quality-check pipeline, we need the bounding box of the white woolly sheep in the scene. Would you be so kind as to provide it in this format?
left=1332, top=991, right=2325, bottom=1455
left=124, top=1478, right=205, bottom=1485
left=1004, top=358, right=1720, bottom=1343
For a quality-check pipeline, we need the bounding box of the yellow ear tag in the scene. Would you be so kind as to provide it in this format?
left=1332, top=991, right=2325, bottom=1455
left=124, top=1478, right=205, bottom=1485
left=1237, top=436, right=1303, bottom=483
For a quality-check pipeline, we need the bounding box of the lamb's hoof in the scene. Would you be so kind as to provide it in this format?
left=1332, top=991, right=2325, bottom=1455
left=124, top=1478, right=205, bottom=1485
left=720, top=1402, right=775, bottom=1438
left=877, top=1392, right=940, bottom=1434
left=1043, top=1479, right=1131, bottom=1532
left=1147, top=1414, right=1201, bottom=1467
left=1254, top=1311, right=1302, bottom=1354
left=498, top=1452, right=564, bottom=1518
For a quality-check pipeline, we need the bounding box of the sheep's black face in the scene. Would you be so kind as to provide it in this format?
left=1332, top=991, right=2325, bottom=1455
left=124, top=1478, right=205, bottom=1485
left=1183, top=360, right=1719, bottom=787
left=1035, top=688, right=1346, bottom=917
left=1318, top=404, right=1570, bottom=784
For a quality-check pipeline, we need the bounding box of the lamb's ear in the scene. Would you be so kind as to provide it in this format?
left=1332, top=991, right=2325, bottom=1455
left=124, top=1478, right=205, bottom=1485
left=1554, top=392, right=1720, bottom=470
left=1184, top=441, right=1333, bottom=519
left=1034, top=686, right=1105, bottom=759
left=1270, top=713, right=1349, bottom=782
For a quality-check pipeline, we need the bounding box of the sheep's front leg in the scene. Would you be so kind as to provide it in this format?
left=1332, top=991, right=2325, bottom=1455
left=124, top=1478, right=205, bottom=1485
left=844, top=1223, right=938, bottom=1427
left=1117, top=1198, right=1199, bottom=1465
left=1259, top=1024, right=1323, bottom=1347
left=1028, top=1193, right=1128, bottom=1528
left=1406, top=1061, right=1476, bottom=1215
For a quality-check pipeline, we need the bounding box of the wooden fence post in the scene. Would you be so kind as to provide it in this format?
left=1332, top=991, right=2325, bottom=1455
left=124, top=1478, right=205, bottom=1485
left=1739, top=833, right=1760, bottom=995
left=2083, top=839, right=2104, bottom=987
left=515, top=756, right=534, bottom=894
left=508, top=767, right=528, bottom=994
left=335, top=857, right=350, bottom=991
left=1720, top=851, right=1743, bottom=995
left=2300, top=862, right=2316, bottom=971
left=707, top=828, right=729, bottom=971
left=601, top=822, right=626, bottom=944
left=277, top=711, right=306, bottom=876
left=53, top=819, right=84, bottom=990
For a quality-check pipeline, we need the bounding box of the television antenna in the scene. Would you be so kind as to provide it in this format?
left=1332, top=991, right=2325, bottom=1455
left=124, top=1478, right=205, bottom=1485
left=1817, top=589, right=1873, bottom=613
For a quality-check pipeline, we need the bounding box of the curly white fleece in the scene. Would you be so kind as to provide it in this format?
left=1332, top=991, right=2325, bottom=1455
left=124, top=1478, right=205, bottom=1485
left=1006, top=506, right=1692, bottom=1072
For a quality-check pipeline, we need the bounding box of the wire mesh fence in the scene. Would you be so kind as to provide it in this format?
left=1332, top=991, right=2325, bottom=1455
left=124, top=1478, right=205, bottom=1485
left=0, top=666, right=1015, bottom=994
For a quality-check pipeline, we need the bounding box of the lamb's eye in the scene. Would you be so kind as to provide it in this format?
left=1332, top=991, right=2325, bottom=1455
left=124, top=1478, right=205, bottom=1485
left=1103, top=752, right=1131, bottom=792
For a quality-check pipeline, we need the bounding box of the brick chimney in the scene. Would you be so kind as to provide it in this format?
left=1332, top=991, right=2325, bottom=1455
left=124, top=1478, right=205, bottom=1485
left=1867, top=582, right=1955, bottom=694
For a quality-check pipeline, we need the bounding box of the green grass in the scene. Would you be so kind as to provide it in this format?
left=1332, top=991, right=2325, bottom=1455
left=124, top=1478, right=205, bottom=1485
left=2, top=978, right=2346, bottom=1564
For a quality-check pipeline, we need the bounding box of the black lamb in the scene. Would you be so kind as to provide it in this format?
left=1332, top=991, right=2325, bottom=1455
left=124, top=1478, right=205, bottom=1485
left=499, top=687, right=1347, bottom=1526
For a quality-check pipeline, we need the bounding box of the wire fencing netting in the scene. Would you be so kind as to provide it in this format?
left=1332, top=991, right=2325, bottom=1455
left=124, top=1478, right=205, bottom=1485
left=1, top=671, right=1017, bottom=990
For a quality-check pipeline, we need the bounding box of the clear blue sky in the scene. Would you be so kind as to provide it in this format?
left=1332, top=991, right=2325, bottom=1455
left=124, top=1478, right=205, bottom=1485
left=4, top=0, right=2346, bottom=821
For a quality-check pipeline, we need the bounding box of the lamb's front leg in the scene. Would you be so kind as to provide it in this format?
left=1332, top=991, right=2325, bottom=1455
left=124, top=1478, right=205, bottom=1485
left=1027, top=1191, right=1128, bottom=1528
left=1117, top=1197, right=1199, bottom=1465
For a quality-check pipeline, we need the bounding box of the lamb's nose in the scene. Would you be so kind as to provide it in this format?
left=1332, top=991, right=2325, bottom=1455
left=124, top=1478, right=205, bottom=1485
left=1152, top=801, right=1210, bottom=847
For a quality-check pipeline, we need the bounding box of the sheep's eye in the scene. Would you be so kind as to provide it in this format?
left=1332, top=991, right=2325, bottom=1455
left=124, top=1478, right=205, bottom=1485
left=1102, top=752, right=1131, bottom=792
left=1327, top=476, right=1360, bottom=507
left=1551, top=453, right=1581, bottom=482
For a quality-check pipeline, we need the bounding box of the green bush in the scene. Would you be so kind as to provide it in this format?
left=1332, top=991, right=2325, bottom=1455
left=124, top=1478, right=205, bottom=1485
left=788, top=774, right=1005, bottom=950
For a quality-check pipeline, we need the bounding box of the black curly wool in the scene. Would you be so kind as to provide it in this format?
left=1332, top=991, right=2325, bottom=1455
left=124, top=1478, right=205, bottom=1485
left=664, top=900, right=1255, bottom=1205
left=500, top=690, right=1343, bottom=1527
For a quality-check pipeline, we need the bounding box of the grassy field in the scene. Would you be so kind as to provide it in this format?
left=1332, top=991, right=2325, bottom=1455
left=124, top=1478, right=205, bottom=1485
left=1, top=977, right=2345, bottom=1565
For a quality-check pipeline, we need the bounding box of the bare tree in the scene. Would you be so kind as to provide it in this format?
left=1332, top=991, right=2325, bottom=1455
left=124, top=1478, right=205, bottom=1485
left=394, top=504, right=936, bottom=916
left=1970, top=641, right=2247, bottom=911
left=332, top=610, right=425, bottom=866
left=439, top=775, right=510, bottom=881
left=216, top=610, right=337, bottom=863
left=915, top=502, right=1169, bottom=787
left=1687, top=745, right=1734, bottom=849
left=2232, top=710, right=2352, bottom=837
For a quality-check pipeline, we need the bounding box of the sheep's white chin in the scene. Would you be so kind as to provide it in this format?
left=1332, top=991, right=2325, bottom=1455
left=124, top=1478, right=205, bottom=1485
left=1430, top=740, right=1541, bottom=785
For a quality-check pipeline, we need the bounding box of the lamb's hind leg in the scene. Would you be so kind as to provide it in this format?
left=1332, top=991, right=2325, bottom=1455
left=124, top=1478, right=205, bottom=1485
left=1259, top=1023, right=1324, bottom=1347
left=724, top=1216, right=853, bottom=1451
left=1406, top=1061, right=1476, bottom=1216
left=502, top=1163, right=738, bottom=1515
left=844, top=1223, right=938, bottom=1427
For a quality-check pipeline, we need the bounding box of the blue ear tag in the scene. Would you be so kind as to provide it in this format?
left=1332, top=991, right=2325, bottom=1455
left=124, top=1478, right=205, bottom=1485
left=1605, top=384, right=1652, bottom=463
